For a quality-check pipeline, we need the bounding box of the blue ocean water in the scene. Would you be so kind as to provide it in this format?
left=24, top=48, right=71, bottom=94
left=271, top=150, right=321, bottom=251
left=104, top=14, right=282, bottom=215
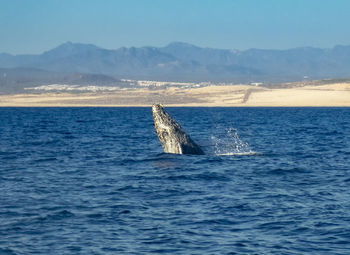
left=1, top=107, right=350, bottom=254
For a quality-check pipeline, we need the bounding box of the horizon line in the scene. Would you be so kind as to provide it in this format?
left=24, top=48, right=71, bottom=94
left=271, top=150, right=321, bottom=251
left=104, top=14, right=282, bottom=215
left=2, top=41, right=350, bottom=56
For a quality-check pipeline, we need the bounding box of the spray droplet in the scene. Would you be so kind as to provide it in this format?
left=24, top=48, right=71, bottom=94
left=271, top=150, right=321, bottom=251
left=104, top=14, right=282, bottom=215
left=212, top=128, right=255, bottom=156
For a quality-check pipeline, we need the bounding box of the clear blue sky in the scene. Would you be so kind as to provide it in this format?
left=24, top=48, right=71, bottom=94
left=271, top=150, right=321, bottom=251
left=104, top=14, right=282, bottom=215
left=1, top=0, right=350, bottom=54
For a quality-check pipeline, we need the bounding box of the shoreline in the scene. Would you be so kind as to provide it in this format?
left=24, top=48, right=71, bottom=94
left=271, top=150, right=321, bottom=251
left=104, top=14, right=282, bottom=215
left=1, top=83, right=350, bottom=107
left=2, top=105, right=350, bottom=107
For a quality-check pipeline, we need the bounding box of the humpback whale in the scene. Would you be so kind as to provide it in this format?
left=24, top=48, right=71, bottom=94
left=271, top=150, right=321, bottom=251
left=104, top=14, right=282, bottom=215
left=152, top=104, right=204, bottom=155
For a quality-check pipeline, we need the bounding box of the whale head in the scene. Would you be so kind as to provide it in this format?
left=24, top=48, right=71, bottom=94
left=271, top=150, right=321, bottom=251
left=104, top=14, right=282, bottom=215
left=152, top=104, right=204, bottom=155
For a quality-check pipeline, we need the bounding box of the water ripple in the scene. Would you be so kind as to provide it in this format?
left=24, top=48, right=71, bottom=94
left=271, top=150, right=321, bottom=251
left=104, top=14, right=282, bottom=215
left=0, top=107, right=350, bottom=254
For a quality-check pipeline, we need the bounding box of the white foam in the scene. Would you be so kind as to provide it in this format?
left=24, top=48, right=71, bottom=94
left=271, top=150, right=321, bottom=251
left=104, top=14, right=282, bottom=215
left=216, top=151, right=259, bottom=156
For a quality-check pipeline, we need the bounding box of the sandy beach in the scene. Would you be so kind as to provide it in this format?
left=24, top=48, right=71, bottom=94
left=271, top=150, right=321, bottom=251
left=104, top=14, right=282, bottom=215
left=0, top=82, right=350, bottom=107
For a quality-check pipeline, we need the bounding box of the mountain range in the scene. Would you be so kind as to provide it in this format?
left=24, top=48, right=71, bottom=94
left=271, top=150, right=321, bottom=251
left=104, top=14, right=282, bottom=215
left=1, top=41, right=350, bottom=93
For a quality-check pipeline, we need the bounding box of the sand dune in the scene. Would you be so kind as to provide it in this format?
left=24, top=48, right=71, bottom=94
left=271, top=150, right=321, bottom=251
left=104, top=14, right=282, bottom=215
left=0, top=83, right=350, bottom=107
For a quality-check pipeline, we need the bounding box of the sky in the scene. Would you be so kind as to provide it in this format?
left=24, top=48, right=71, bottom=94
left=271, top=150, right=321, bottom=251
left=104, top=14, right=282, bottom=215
left=1, top=0, right=350, bottom=54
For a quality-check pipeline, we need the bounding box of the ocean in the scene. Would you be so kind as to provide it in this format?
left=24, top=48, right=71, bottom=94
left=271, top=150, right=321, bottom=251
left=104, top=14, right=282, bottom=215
left=1, top=107, right=350, bottom=254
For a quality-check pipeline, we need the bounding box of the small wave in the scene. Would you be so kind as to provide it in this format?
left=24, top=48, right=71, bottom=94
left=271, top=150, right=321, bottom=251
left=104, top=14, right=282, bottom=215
left=0, top=248, right=16, bottom=255
left=33, top=157, right=58, bottom=163
left=38, top=210, right=75, bottom=222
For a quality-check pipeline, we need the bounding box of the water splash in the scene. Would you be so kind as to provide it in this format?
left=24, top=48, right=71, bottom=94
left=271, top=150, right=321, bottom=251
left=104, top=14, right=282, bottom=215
left=211, top=128, right=256, bottom=156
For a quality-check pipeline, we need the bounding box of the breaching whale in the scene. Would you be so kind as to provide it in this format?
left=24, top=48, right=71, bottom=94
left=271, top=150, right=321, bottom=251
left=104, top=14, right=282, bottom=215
left=152, top=104, right=204, bottom=155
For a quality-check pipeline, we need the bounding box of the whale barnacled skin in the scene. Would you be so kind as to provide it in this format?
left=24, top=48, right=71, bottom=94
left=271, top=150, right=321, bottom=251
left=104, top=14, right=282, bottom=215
left=152, top=104, right=204, bottom=155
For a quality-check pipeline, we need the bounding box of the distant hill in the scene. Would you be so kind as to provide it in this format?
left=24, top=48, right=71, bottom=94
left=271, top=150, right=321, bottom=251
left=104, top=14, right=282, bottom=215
left=0, top=67, right=124, bottom=94
left=1, top=41, right=350, bottom=86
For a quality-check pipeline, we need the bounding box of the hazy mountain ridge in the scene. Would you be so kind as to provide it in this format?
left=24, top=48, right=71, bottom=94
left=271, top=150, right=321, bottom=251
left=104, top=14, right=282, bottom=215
left=1, top=42, right=350, bottom=86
